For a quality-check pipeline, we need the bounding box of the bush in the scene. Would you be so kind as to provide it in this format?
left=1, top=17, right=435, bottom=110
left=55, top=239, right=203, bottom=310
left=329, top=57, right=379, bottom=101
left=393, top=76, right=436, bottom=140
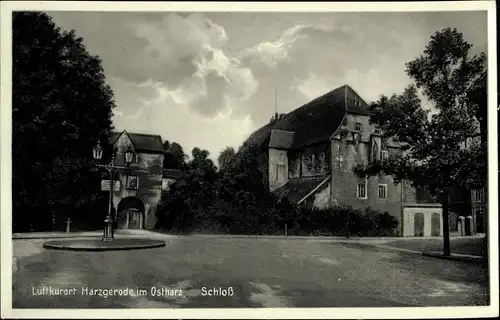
left=295, top=206, right=398, bottom=237
left=157, top=197, right=399, bottom=237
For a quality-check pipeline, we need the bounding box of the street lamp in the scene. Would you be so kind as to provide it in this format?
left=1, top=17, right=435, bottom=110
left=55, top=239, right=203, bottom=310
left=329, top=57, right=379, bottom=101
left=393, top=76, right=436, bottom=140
left=93, top=139, right=134, bottom=242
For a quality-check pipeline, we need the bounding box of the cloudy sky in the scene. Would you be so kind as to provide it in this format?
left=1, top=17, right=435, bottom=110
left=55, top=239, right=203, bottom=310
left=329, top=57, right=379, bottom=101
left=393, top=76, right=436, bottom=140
left=46, top=10, right=487, bottom=160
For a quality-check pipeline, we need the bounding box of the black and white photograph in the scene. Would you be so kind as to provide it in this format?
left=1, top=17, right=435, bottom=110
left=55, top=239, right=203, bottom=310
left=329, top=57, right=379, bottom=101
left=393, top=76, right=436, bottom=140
left=1, top=1, right=498, bottom=319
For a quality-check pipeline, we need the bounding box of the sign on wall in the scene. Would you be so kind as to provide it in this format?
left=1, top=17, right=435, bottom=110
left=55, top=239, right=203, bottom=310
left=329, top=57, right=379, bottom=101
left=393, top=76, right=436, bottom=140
left=101, top=180, right=121, bottom=192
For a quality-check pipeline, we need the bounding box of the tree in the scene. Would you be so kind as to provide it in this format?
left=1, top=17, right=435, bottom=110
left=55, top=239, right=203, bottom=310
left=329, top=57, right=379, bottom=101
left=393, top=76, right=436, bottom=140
left=214, top=145, right=286, bottom=233
left=162, top=140, right=186, bottom=169
left=466, top=71, right=487, bottom=142
left=353, top=28, right=486, bottom=256
left=12, top=12, right=115, bottom=231
left=156, top=147, right=217, bottom=232
left=217, top=146, right=236, bottom=170
left=218, top=145, right=269, bottom=200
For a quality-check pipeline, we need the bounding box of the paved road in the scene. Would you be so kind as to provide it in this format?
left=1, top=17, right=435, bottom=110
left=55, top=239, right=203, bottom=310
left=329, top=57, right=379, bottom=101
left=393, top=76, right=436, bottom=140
left=12, top=235, right=489, bottom=308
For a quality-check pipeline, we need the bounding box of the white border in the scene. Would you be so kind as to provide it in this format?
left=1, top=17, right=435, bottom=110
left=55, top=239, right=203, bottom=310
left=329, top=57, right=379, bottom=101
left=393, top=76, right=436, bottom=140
left=1, top=1, right=498, bottom=319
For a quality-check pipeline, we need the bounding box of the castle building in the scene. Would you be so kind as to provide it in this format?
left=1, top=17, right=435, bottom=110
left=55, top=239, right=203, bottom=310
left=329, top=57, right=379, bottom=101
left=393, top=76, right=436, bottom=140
left=241, top=85, right=444, bottom=237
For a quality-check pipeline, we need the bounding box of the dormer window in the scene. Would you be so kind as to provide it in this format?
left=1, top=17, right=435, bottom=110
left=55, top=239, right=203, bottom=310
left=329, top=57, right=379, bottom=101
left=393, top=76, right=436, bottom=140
left=355, top=122, right=363, bottom=132
left=353, top=96, right=362, bottom=106
left=374, top=128, right=381, bottom=134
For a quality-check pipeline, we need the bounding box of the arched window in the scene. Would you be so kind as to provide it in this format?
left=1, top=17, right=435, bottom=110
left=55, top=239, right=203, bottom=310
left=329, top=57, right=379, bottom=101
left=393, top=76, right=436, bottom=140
left=431, top=213, right=440, bottom=236
left=414, top=212, right=424, bottom=237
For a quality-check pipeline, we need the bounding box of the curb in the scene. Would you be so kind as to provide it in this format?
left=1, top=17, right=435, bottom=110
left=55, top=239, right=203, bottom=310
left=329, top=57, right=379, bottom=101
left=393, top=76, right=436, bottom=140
left=421, top=251, right=487, bottom=264
left=13, top=234, right=101, bottom=240
left=13, top=231, right=485, bottom=241
left=339, top=242, right=487, bottom=263
left=12, top=231, right=175, bottom=240
left=177, top=234, right=485, bottom=241
left=338, top=242, right=424, bottom=254
left=42, top=239, right=166, bottom=252
left=369, top=244, right=423, bottom=254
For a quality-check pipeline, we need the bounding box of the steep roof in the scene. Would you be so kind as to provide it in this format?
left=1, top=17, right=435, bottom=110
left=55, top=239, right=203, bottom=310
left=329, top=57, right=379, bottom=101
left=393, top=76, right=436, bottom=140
left=241, top=85, right=369, bottom=152
left=273, top=175, right=329, bottom=204
left=110, top=131, right=164, bottom=154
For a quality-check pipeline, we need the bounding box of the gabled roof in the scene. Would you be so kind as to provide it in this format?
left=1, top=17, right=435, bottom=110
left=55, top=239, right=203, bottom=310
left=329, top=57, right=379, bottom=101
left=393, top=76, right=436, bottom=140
left=273, top=175, right=329, bottom=205
left=110, top=130, right=164, bottom=154
left=241, top=85, right=369, bottom=152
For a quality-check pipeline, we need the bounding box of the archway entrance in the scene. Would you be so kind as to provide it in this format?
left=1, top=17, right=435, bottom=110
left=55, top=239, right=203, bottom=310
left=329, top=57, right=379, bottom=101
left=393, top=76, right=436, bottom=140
left=414, top=212, right=424, bottom=237
left=431, top=213, right=440, bottom=236
left=116, top=197, right=145, bottom=229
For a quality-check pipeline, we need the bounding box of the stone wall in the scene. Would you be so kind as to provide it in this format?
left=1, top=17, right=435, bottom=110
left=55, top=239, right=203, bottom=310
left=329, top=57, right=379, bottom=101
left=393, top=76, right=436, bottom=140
left=403, top=205, right=443, bottom=237
left=330, top=137, right=404, bottom=226
left=329, top=118, right=407, bottom=234
left=312, top=182, right=331, bottom=209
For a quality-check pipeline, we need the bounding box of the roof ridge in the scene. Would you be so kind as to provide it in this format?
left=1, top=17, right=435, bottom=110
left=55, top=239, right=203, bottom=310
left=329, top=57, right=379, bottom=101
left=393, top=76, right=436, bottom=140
left=293, top=85, right=346, bottom=110
left=291, top=175, right=328, bottom=180
left=129, top=132, right=162, bottom=137
left=112, top=130, right=161, bottom=138
left=271, top=129, right=295, bottom=134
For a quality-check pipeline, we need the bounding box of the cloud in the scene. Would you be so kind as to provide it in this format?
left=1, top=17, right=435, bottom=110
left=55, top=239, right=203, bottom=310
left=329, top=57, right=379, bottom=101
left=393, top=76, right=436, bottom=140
left=129, top=13, right=259, bottom=118
left=238, top=24, right=312, bottom=68
left=47, top=11, right=488, bottom=160
left=113, top=87, right=255, bottom=161
left=238, top=23, right=348, bottom=69
left=293, top=73, right=334, bottom=100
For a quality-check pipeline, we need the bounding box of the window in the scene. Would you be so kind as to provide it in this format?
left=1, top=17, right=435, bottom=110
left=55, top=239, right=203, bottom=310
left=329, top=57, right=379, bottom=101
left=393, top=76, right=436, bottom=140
left=378, top=184, right=387, bottom=199
left=473, top=189, right=484, bottom=202
left=353, top=96, right=361, bottom=106
left=381, top=150, right=389, bottom=160
left=355, top=122, right=363, bottom=132
left=357, top=179, right=367, bottom=199
left=334, top=154, right=344, bottom=170
left=126, top=174, right=139, bottom=190
left=276, top=164, right=286, bottom=182
left=374, top=128, right=381, bottom=134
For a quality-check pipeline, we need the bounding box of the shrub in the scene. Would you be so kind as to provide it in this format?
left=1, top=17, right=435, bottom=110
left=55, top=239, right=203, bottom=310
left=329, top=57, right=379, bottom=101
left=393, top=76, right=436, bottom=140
left=296, top=206, right=399, bottom=237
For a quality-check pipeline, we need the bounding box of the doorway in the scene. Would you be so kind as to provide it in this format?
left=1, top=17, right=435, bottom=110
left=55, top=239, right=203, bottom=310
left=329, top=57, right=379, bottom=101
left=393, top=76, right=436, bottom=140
left=414, top=212, right=424, bottom=237
left=116, top=197, right=146, bottom=230
left=126, top=208, right=143, bottom=229
left=431, top=213, right=440, bottom=236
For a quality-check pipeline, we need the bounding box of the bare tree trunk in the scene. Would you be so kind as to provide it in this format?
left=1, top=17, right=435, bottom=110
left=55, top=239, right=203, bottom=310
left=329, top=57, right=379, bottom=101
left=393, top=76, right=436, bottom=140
left=442, top=191, right=451, bottom=256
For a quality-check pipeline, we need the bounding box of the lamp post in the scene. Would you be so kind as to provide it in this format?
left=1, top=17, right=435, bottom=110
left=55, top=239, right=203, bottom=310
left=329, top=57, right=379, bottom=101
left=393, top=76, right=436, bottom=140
left=93, top=140, right=134, bottom=242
